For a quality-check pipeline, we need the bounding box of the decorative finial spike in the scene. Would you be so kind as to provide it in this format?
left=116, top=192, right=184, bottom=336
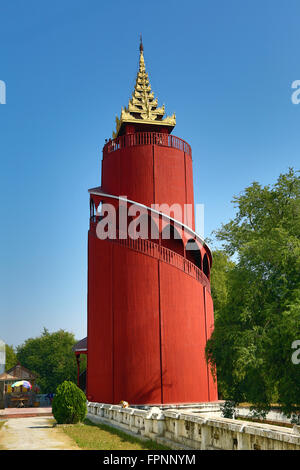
left=112, top=38, right=176, bottom=137
left=139, top=34, right=143, bottom=53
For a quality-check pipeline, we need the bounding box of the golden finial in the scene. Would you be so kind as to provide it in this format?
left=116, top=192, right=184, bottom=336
left=112, top=38, right=176, bottom=138
left=139, top=34, right=143, bottom=53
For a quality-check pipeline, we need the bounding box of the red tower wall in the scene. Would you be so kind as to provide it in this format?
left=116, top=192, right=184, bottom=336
left=87, top=234, right=113, bottom=403
left=204, top=290, right=219, bottom=401
left=101, top=145, right=195, bottom=230
left=87, top=134, right=217, bottom=405
left=159, top=264, right=210, bottom=403
left=87, top=229, right=216, bottom=404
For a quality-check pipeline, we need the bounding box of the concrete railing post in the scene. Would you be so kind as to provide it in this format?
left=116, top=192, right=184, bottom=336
left=237, top=430, right=251, bottom=450
left=201, top=423, right=210, bottom=450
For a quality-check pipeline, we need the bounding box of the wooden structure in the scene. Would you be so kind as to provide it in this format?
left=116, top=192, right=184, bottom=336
left=86, top=39, right=218, bottom=405
left=6, top=364, right=37, bottom=385
left=4, top=364, right=37, bottom=408
left=72, top=337, right=87, bottom=391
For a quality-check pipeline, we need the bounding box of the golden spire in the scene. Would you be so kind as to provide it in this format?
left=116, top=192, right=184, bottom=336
left=113, top=38, right=176, bottom=138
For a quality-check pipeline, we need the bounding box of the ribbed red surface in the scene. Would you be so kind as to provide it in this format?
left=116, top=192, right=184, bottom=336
left=87, top=132, right=218, bottom=404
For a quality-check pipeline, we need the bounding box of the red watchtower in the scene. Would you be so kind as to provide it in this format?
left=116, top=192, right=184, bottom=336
left=86, top=40, right=218, bottom=405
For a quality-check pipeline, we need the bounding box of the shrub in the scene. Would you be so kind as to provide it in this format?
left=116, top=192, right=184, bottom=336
left=52, top=380, right=87, bottom=424
left=220, top=400, right=237, bottom=419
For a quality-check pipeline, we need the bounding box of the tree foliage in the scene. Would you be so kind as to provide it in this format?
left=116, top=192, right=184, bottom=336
left=206, top=168, right=300, bottom=415
left=5, top=344, right=18, bottom=371
left=52, top=380, right=87, bottom=424
left=210, top=250, right=235, bottom=321
left=16, top=328, right=80, bottom=393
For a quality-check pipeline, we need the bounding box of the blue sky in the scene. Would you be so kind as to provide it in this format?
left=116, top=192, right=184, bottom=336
left=0, top=0, right=299, bottom=348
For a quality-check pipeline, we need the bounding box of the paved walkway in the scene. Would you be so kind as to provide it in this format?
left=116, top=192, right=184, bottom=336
left=0, top=416, right=80, bottom=450
left=0, top=407, right=53, bottom=419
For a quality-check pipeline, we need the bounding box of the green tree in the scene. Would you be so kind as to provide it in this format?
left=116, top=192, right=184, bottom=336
left=5, top=344, right=17, bottom=371
left=206, top=168, right=300, bottom=415
left=210, top=250, right=235, bottom=320
left=16, top=328, right=79, bottom=393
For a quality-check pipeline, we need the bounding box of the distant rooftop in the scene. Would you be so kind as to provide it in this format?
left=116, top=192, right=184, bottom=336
left=72, top=337, right=87, bottom=352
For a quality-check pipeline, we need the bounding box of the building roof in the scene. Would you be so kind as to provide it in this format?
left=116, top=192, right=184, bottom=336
left=0, top=372, right=19, bottom=382
left=113, top=38, right=176, bottom=138
left=72, top=337, right=87, bottom=352
left=6, top=364, right=37, bottom=380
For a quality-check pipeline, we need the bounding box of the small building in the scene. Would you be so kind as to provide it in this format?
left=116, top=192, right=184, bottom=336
left=72, top=337, right=87, bottom=393
left=6, top=364, right=37, bottom=386
left=0, top=373, right=18, bottom=409
left=0, top=372, right=19, bottom=389
left=4, top=364, right=38, bottom=408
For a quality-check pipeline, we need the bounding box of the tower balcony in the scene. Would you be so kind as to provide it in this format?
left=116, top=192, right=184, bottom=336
left=103, top=132, right=192, bottom=158
left=89, top=216, right=210, bottom=292
left=113, top=234, right=211, bottom=292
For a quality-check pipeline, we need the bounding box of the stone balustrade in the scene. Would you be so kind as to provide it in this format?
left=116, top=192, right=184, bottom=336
left=86, top=402, right=300, bottom=450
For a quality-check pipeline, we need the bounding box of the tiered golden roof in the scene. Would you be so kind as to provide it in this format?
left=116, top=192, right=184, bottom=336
left=113, top=39, right=176, bottom=138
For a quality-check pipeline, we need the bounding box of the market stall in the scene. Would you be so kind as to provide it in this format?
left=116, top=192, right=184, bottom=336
left=9, top=380, right=32, bottom=408
left=4, top=364, right=40, bottom=407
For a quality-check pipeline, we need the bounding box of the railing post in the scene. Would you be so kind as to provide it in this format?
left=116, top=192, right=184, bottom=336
left=103, top=132, right=191, bottom=157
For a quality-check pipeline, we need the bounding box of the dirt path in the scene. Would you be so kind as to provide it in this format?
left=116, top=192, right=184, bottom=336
left=0, top=417, right=80, bottom=450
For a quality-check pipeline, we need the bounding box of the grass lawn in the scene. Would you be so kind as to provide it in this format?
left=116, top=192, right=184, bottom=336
left=0, top=421, right=7, bottom=450
left=58, top=418, right=171, bottom=450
